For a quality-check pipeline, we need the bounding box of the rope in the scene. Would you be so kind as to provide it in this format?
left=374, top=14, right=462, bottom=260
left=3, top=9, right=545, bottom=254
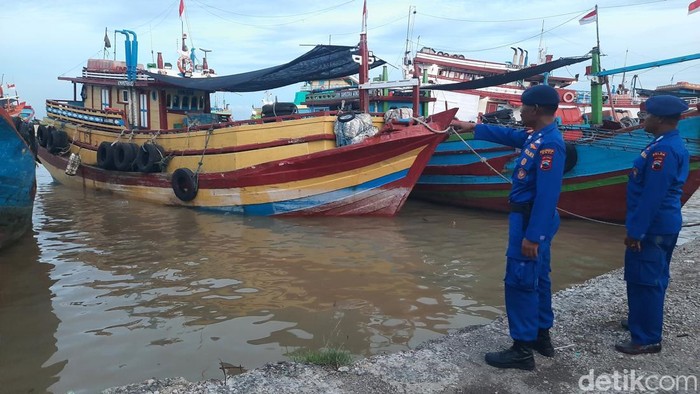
left=450, top=128, right=625, bottom=227
left=194, top=127, right=214, bottom=177
left=111, top=129, right=126, bottom=146
left=410, top=116, right=452, bottom=134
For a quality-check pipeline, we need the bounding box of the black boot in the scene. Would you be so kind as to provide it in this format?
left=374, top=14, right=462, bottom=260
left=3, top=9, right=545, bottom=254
left=484, top=340, right=535, bottom=370
left=533, top=329, right=555, bottom=357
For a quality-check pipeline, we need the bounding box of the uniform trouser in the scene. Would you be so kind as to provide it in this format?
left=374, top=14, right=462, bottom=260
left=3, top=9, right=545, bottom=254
left=504, top=212, right=555, bottom=342
left=624, top=233, right=678, bottom=345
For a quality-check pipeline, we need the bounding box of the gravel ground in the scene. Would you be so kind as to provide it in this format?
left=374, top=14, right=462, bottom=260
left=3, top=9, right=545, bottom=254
left=104, top=234, right=699, bottom=394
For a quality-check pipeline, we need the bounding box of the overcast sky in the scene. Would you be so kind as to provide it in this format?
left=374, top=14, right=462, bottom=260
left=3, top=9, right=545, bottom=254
left=3, top=0, right=699, bottom=120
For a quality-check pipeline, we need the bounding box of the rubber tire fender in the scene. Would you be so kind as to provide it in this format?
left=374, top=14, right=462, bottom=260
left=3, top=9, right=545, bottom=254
left=36, top=125, right=49, bottom=147
left=564, top=142, right=578, bottom=174
left=47, top=129, right=69, bottom=154
left=114, top=142, right=138, bottom=171
left=97, top=141, right=116, bottom=170
left=136, top=144, right=165, bottom=173
left=171, top=168, right=198, bottom=202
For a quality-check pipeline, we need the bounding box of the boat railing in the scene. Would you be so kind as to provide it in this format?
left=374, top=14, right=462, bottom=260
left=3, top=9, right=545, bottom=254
left=82, top=69, right=153, bottom=81
left=46, top=100, right=128, bottom=130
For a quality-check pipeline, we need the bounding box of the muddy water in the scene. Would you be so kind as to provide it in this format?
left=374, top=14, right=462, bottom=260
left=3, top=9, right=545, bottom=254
left=0, top=166, right=634, bottom=393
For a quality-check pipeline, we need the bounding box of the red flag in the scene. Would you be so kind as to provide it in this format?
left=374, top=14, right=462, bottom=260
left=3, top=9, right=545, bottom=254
left=179, top=0, right=185, bottom=18
left=690, top=0, right=700, bottom=15
left=579, top=9, right=597, bottom=25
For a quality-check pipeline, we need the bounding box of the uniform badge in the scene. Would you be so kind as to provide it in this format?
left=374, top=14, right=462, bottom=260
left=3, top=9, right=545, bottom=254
left=530, top=143, right=537, bottom=149
left=641, top=151, right=647, bottom=159
left=539, top=148, right=554, bottom=155
left=651, top=151, right=666, bottom=171
left=524, top=149, right=535, bottom=158
left=517, top=168, right=527, bottom=179
left=631, top=167, right=638, bottom=179
left=540, top=155, right=553, bottom=170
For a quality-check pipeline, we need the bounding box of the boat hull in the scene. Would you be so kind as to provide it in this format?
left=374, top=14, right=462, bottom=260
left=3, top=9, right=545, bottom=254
left=39, top=110, right=456, bottom=216
left=0, top=109, right=36, bottom=249
left=413, top=114, right=700, bottom=223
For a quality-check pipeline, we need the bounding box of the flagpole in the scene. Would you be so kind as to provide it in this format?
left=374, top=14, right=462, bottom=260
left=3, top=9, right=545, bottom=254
left=595, top=4, right=600, bottom=50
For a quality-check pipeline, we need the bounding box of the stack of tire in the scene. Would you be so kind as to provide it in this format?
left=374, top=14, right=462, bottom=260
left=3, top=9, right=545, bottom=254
left=36, top=125, right=69, bottom=154
left=96, top=142, right=165, bottom=173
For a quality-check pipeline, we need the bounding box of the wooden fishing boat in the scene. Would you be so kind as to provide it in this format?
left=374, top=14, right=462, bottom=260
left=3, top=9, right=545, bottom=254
left=0, top=83, right=34, bottom=121
left=412, top=49, right=700, bottom=223
left=0, top=108, right=37, bottom=249
left=37, top=29, right=455, bottom=216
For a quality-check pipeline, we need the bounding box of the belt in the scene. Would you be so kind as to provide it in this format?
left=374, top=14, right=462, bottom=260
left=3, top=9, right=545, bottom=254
left=509, top=201, right=532, bottom=214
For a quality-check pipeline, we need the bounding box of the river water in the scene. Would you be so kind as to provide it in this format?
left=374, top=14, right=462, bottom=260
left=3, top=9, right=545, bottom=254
left=2, top=166, right=696, bottom=393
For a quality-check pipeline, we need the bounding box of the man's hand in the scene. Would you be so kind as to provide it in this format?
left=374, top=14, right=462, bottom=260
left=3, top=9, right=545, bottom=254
left=450, top=120, right=476, bottom=132
left=521, top=238, right=539, bottom=258
left=624, top=236, right=642, bottom=252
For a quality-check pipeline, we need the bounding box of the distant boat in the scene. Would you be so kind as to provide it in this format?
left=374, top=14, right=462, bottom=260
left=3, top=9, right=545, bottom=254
left=0, top=108, right=37, bottom=249
left=36, top=27, right=455, bottom=216
left=0, top=83, right=34, bottom=121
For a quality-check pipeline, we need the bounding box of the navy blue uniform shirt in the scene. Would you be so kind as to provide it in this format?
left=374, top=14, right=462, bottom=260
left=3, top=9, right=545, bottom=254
left=475, top=122, right=565, bottom=243
left=626, top=129, right=689, bottom=239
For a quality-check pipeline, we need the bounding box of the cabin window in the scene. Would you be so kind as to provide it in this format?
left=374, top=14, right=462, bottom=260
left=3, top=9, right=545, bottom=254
left=151, top=91, right=157, bottom=101
left=166, top=93, right=171, bottom=107
left=200, top=96, right=205, bottom=109
left=191, top=96, right=198, bottom=110
left=182, top=96, right=190, bottom=110
left=101, top=88, right=110, bottom=110
left=172, top=95, right=180, bottom=108
left=119, top=89, right=129, bottom=103
left=139, top=93, right=148, bottom=128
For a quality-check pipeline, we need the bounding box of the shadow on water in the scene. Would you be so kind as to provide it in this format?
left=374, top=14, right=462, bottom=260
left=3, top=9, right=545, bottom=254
left=0, top=166, right=625, bottom=393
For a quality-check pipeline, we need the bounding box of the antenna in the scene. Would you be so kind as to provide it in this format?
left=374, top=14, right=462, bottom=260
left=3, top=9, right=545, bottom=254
left=537, top=20, right=546, bottom=64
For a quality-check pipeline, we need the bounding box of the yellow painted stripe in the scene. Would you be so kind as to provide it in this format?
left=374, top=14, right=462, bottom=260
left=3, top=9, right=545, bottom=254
left=42, top=145, right=426, bottom=208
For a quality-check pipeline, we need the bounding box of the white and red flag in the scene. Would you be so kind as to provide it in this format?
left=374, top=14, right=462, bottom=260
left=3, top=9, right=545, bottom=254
left=6, top=83, right=15, bottom=89
left=689, top=0, right=700, bottom=15
left=179, top=0, right=185, bottom=18
left=579, top=8, right=597, bottom=25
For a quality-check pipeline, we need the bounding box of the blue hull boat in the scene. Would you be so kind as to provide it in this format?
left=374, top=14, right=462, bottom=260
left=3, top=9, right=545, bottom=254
left=0, top=108, right=37, bottom=249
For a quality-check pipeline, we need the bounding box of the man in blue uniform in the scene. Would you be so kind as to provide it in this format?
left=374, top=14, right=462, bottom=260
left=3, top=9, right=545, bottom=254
left=451, top=84, right=566, bottom=370
left=617, top=95, right=689, bottom=355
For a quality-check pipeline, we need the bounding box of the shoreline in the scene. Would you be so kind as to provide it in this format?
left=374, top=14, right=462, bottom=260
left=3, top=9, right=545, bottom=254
left=104, top=237, right=700, bottom=393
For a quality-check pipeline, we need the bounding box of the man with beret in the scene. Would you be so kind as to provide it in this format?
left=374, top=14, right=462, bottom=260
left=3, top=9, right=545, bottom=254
left=617, top=94, right=689, bottom=355
left=451, top=84, right=566, bottom=370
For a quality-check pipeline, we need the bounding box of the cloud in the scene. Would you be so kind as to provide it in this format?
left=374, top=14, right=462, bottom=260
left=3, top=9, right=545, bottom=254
left=3, top=0, right=698, bottom=120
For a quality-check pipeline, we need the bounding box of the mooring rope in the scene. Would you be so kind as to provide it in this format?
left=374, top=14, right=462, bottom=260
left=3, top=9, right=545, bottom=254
left=450, top=127, right=626, bottom=227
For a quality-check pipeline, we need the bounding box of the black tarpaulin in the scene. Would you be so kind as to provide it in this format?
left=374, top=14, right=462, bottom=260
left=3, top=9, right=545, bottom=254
left=422, top=56, right=591, bottom=91
left=146, top=45, right=386, bottom=92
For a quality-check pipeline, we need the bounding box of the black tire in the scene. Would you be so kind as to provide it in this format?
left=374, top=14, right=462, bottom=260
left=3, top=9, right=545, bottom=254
left=171, top=168, right=198, bottom=202
left=47, top=129, right=69, bottom=154
left=564, top=142, right=578, bottom=174
left=19, top=122, right=38, bottom=156
left=261, top=102, right=298, bottom=117
left=337, top=113, right=356, bottom=123
left=97, top=141, right=116, bottom=170
left=113, top=142, right=138, bottom=171
left=136, top=144, right=165, bottom=173
left=37, top=125, right=49, bottom=147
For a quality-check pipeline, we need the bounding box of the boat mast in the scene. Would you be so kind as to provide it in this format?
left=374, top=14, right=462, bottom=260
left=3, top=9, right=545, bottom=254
left=358, top=0, right=370, bottom=113
left=590, top=4, right=603, bottom=125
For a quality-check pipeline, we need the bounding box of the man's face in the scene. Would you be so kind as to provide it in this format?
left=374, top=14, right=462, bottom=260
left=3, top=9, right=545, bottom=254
left=644, top=114, right=660, bottom=134
left=520, top=104, right=537, bottom=128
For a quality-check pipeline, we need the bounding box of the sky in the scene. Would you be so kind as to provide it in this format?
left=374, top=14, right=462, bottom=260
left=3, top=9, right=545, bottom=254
left=2, top=0, right=699, bottom=120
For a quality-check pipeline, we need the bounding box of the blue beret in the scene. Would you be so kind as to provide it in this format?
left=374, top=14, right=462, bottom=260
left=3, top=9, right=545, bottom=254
left=645, top=95, right=688, bottom=117
left=521, top=85, right=560, bottom=107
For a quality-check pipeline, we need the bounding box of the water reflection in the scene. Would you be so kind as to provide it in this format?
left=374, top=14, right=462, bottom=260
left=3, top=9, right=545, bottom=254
left=0, top=232, right=64, bottom=393
left=0, top=167, right=627, bottom=393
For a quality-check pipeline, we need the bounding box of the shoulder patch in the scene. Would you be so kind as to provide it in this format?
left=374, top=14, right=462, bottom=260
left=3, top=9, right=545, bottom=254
left=540, top=154, right=553, bottom=171
left=651, top=151, right=666, bottom=171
